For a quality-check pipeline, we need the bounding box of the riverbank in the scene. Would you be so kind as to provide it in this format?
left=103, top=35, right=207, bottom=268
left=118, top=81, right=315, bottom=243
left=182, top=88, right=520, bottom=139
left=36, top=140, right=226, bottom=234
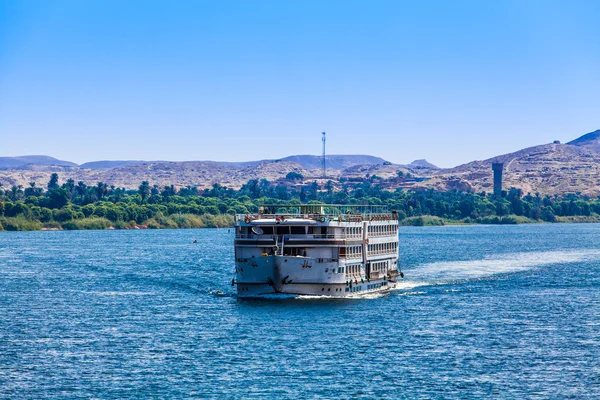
left=0, top=213, right=235, bottom=232
left=3, top=213, right=600, bottom=231
left=400, top=214, right=600, bottom=226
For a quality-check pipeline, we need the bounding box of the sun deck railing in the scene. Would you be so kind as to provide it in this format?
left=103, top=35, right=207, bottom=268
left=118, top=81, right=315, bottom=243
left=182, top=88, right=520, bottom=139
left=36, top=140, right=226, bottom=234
left=235, top=213, right=397, bottom=223
left=235, top=233, right=342, bottom=240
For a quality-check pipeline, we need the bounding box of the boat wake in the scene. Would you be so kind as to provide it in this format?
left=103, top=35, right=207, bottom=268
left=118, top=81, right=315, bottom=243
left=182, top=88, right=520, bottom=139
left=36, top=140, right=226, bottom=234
left=406, top=249, right=600, bottom=284
left=226, top=250, right=600, bottom=300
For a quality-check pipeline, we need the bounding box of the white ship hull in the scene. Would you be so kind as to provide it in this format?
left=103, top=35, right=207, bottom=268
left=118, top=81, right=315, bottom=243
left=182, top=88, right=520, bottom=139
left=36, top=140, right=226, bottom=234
left=236, top=255, right=398, bottom=297
left=233, top=204, right=403, bottom=298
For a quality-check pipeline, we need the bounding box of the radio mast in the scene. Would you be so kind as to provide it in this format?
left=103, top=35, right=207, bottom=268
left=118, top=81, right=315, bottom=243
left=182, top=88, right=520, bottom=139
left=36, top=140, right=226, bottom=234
left=321, top=132, right=326, bottom=179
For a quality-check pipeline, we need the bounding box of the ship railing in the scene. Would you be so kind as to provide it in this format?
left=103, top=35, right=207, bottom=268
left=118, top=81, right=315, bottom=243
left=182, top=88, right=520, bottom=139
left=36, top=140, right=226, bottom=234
left=235, top=234, right=273, bottom=239
left=368, top=250, right=397, bottom=256
left=235, top=209, right=398, bottom=222
left=235, top=234, right=343, bottom=240
left=235, top=213, right=372, bottom=222
left=369, top=272, right=383, bottom=280
left=367, top=232, right=399, bottom=237
left=345, top=233, right=363, bottom=239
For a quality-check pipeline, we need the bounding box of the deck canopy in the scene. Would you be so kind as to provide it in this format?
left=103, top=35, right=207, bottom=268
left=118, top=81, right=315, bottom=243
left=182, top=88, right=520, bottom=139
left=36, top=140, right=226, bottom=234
left=250, top=218, right=316, bottom=225
left=258, top=204, right=390, bottom=217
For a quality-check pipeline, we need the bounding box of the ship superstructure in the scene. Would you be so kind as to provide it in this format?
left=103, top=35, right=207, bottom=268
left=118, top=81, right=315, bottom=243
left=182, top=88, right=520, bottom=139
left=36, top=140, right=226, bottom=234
left=233, top=204, right=402, bottom=297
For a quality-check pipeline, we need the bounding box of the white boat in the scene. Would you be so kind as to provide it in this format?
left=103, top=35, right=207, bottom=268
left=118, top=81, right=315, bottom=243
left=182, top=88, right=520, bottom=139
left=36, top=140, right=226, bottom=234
left=233, top=204, right=403, bottom=297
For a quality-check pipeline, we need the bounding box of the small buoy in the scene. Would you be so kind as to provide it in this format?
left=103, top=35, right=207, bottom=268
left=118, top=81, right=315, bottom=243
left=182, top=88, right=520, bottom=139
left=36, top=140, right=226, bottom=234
left=193, top=239, right=198, bottom=243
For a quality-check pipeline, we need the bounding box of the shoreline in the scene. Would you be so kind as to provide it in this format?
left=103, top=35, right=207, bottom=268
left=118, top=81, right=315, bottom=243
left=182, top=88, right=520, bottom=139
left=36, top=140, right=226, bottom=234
left=2, top=214, right=600, bottom=232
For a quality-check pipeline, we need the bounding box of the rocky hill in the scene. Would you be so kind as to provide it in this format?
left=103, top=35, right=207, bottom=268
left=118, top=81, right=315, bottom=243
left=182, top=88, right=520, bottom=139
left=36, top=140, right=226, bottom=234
left=2, top=130, right=600, bottom=195
left=0, top=160, right=312, bottom=190
left=78, top=154, right=388, bottom=171
left=567, top=129, right=600, bottom=152
left=279, top=155, right=387, bottom=170
left=0, top=156, right=78, bottom=169
left=416, top=130, right=600, bottom=195
left=0, top=153, right=438, bottom=191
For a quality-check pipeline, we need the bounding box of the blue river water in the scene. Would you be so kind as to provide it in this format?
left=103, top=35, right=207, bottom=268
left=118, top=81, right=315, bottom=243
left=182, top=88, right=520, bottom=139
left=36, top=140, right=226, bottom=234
left=1, top=224, right=599, bottom=399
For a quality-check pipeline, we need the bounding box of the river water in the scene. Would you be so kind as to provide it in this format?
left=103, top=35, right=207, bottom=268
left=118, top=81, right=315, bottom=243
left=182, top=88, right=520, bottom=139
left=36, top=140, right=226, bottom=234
left=1, top=224, right=599, bottom=399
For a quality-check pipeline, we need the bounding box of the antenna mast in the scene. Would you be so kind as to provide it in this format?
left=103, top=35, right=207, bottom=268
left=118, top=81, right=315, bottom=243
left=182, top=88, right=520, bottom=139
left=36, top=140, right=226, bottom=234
left=321, top=132, right=326, bottom=179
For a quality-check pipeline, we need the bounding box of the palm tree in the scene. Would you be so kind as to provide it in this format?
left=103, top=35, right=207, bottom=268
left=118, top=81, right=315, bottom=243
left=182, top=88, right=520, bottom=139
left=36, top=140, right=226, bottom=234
left=10, top=185, right=23, bottom=200
left=24, top=181, right=37, bottom=197
left=96, top=182, right=108, bottom=200
left=76, top=181, right=86, bottom=197
left=139, top=181, right=151, bottom=203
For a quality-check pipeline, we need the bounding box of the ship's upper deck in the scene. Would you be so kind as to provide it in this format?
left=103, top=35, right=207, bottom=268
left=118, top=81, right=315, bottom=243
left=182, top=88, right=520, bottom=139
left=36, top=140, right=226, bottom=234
left=235, top=204, right=398, bottom=226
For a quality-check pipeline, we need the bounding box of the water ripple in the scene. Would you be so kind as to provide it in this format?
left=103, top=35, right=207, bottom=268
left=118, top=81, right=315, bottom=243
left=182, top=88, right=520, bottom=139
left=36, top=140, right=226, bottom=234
left=0, top=225, right=599, bottom=398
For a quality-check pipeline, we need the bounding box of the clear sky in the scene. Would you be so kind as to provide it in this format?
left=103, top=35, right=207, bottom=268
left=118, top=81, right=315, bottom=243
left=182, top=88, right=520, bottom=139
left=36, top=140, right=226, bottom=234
left=1, top=0, right=599, bottom=167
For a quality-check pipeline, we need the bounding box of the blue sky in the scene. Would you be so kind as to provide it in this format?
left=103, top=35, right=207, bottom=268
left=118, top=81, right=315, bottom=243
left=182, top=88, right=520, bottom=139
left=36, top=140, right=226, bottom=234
left=1, top=0, right=599, bottom=167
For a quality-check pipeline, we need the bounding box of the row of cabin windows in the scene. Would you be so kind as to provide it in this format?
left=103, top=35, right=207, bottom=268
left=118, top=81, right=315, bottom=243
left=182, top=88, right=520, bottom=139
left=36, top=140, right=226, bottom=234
left=367, top=282, right=387, bottom=290
left=345, top=264, right=362, bottom=276
left=371, top=261, right=389, bottom=273
left=346, top=246, right=362, bottom=258
left=344, top=227, right=363, bottom=237
left=368, top=242, right=398, bottom=254
left=367, top=224, right=398, bottom=236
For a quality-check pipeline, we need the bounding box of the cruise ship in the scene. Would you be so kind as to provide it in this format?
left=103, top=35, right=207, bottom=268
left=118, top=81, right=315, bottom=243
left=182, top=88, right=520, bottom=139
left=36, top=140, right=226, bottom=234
left=233, top=204, right=403, bottom=297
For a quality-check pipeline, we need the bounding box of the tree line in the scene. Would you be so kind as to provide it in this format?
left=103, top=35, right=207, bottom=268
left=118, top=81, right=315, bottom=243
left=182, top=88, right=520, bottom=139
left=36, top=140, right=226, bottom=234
left=1, top=173, right=599, bottom=230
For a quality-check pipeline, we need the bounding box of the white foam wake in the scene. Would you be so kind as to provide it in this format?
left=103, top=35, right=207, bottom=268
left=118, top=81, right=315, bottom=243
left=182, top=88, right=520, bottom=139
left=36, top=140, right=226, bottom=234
left=409, top=249, right=600, bottom=283
left=235, top=250, right=600, bottom=300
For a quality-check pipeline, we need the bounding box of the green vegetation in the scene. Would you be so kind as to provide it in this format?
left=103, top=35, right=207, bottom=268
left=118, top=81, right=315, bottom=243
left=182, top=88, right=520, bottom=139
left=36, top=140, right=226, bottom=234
left=1, top=175, right=600, bottom=231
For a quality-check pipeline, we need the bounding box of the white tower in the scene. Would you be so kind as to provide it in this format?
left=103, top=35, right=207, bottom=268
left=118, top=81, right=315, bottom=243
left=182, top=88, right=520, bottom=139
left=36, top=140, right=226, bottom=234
left=322, top=132, right=326, bottom=178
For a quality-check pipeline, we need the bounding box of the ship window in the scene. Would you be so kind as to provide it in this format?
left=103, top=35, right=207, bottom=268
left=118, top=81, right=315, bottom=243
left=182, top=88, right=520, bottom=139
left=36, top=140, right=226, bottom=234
left=276, top=226, right=290, bottom=235
left=291, top=226, right=304, bottom=235
left=261, top=226, right=273, bottom=235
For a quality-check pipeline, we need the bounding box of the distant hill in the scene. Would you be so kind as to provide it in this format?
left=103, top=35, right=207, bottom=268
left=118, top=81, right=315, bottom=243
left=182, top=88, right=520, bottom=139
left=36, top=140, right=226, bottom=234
left=0, top=155, right=78, bottom=170
left=406, top=159, right=439, bottom=170
left=77, top=155, right=388, bottom=171
left=567, top=129, right=600, bottom=152
left=280, top=155, right=387, bottom=170
left=421, top=129, right=600, bottom=195
left=7, top=130, right=600, bottom=196
left=79, top=160, right=151, bottom=170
